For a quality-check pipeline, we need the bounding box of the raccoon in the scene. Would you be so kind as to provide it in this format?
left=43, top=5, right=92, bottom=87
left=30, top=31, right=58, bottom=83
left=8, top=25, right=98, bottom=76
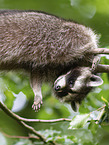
left=0, top=10, right=106, bottom=111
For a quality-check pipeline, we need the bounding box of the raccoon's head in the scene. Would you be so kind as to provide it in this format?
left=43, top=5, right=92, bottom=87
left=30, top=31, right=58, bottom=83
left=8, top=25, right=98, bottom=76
left=54, top=67, right=103, bottom=111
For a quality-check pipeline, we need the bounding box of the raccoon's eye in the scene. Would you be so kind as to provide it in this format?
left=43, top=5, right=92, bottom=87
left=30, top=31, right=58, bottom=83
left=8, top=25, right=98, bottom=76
left=69, top=80, right=74, bottom=87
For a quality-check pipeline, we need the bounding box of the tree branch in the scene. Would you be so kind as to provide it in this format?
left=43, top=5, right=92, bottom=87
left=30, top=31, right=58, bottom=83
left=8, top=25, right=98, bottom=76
left=0, top=101, right=71, bottom=145
left=86, top=48, right=109, bottom=73
left=95, top=64, right=109, bottom=73
left=1, top=131, right=39, bottom=139
left=20, top=117, right=71, bottom=123
left=91, top=48, right=109, bottom=55
left=0, top=101, right=71, bottom=123
left=0, top=101, right=48, bottom=144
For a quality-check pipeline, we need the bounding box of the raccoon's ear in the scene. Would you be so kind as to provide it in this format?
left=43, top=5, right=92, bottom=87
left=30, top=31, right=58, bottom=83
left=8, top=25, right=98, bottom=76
left=87, top=75, right=103, bottom=87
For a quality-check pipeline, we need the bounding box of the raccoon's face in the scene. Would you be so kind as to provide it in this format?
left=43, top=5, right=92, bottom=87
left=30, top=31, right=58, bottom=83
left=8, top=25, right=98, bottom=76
left=54, top=67, right=103, bottom=111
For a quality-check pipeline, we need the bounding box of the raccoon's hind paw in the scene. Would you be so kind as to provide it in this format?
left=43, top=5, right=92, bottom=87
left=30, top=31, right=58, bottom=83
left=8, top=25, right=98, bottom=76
left=32, top=99, right=43, bottom=112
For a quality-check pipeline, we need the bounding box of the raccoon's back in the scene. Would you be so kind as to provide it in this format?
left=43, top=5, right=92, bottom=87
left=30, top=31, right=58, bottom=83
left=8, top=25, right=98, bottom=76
left=0, top=10, right=98, bottom=70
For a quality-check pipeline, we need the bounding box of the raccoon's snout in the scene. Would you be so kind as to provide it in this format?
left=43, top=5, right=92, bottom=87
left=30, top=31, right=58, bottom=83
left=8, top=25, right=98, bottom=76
left=54, top=85, right=61, bottom=91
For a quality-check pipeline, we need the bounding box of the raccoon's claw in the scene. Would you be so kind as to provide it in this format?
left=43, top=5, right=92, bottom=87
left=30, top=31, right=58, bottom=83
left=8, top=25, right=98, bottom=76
left=32, top=100, right=43, bottom=112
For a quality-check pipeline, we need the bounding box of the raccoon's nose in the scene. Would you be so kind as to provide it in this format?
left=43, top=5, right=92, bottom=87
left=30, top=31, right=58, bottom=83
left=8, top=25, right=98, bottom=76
left=55, top=85, right=61, bottom=91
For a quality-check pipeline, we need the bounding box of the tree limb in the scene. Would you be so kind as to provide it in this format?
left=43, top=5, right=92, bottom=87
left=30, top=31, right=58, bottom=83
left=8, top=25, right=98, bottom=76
left=1, top=131, right=39, bottom=139
left=0, top=101, right=48, bottom=144
left=0, top=101, right=71, bottom=145
left=95, top=64, right=109, bottom=73
left=0, top=101, right=71, bottom=123
left=20, top=117, right=71, bottom=123
left=91, top=48, right=109, bottom=55
left=85, top=48, right=109, bottom=73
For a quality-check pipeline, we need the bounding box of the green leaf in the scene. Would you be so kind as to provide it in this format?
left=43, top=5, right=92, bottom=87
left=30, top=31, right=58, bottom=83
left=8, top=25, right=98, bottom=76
left=88, top=120, right=99, bottom=134
left=4, top=89, right=15, bottom=109
left=101, top=96, right=108, bottom=106
left=69, top=114, right=90, bottom=129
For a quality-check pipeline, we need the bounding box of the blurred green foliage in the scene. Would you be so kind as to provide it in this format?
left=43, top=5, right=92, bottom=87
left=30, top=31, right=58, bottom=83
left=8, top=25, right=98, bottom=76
left=0, top=0, right=109, bottom=144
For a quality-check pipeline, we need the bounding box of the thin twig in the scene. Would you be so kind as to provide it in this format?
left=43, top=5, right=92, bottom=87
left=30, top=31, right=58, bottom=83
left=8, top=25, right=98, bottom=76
left=0, top=101, right=46, bottom=144
left=0, top=101, right=69, bottom=145
left=19, top=117, right=72, bottom=123
left=19, top=121, right=47, bottom=143
left=0, top=101, right=71, bottom=123
left=1, top=131, right=39, bottom=139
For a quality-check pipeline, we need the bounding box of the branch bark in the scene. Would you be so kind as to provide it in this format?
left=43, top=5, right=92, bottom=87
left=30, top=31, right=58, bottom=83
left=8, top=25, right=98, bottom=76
left=1, top=131, right=39, bottom=139
left=0, top=101, right=71, bottom=145
left=0, top=101, right=55, bottom=144
left=95, top=64, right=109, bottom=73
left=85, top=48, right=109, bottom=73
left=90, top=48, right=109, bottom=73
left=91, top=48, right=109, bottom=55
left=0, top=101, right=71, bottom=123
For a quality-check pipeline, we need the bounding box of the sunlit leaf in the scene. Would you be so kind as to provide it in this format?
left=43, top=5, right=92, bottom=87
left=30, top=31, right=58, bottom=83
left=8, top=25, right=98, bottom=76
left=88, top=120, right=99, bottom=134
left=101, top=96, right=108, bottom=106
left=69, top=114, right=90, bottom=129
left=4, top=89, right=15, bottom=109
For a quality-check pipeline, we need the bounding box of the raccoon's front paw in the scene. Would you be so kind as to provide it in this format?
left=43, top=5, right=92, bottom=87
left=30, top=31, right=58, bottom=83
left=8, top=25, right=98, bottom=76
left=92, top=56, right=100, bottom=71
left=32, top=97, right=43, bottom=112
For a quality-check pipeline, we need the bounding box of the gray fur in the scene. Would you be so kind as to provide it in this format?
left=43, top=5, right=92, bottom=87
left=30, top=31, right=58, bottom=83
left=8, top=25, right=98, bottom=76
left=0, top=10, right=99, bottom=111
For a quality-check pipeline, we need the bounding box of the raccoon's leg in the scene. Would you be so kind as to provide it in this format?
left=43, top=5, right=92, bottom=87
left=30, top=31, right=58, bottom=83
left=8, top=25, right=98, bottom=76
left=30, top=73, right=43, bottom=111
left=92, top=56, right=100, bottom=71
